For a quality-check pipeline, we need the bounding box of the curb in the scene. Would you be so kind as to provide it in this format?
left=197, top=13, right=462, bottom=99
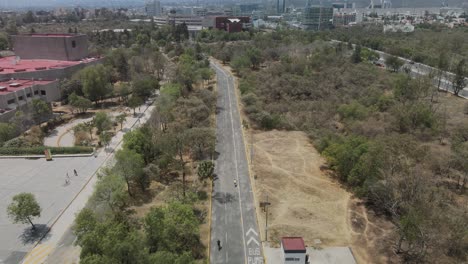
left=207, top=179, right=213, bottom=264
left=0, top=152, right=95, bottom=159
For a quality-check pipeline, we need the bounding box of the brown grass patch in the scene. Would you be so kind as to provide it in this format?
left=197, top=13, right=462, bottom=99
left=248, top=130, right=397, bottom=263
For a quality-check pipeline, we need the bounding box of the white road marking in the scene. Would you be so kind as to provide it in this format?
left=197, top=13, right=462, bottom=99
left=246, top=227, right=258, bottom=237
left=214, top=63, right=248, bottom=262
left=247, top=236, right=260, bottom=246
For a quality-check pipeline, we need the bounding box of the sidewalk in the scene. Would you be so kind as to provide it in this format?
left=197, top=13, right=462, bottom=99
left=21, top=102, right=155, bottom=264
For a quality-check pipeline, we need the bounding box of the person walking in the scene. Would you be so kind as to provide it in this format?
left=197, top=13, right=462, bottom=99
left=217, top=239, right=221, bottom=250
left=74, top=169, right=78, bottom=176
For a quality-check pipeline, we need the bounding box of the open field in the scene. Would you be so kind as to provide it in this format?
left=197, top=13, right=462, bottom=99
left=248, top=130, right=396, bottom=263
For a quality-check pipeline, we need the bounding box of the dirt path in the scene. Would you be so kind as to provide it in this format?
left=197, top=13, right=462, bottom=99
left=248, top=130, right=395, bottom=264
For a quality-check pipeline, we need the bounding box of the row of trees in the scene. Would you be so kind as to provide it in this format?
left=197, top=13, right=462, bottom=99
left=73, top=44, right=216, bottom=263
left=0, top=100, right=52, bottom=147
left=210, top=30, right=468, bottom=263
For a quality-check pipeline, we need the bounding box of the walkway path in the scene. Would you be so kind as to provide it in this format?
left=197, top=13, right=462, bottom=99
left=43, top=117, right=92, bottom=147
left=16, top=101, right=154, bottom=264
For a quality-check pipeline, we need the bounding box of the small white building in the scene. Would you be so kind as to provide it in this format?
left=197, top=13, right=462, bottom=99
left=281, top=237, right=307, bottom=264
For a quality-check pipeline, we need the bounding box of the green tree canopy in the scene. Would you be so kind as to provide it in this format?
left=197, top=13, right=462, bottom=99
left=93, top=112, right=112, bottom=133
left=385, top=55, right=404, bottom=72
left=79, top=65, right=111, bottom=103
left=197, top=160, right=214, bottom=181
left=0, top=123, right=16, bottom=146
left=132, top=75, right=159, bottom=99
left=144, top=202, right=199, bottom=254
left=128, top=95, right=144, bottom=115
left=31, top=99, right=51, bottom=124
left=114, top=148, right=146, bottom=195
left=7, top=193, right=42, bottom=229
left=69, top=92, right=93, bottom=114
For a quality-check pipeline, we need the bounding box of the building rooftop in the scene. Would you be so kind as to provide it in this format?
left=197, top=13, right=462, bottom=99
left=0, top=79, right=56, bottom=95
left=16, top=33, right=81, bottom=38
left=281, top=237, right=306, bottom=252
left=0, top=56, right=98, bottom=74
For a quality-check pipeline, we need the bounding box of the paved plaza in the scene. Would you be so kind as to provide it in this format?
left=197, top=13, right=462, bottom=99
left=0, top=155, right=106, bottom=264
left=0, top=102, right=155, bottom=264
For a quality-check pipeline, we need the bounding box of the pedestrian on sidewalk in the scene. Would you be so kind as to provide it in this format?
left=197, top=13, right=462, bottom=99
left=74, top=169, right=78, bottom=176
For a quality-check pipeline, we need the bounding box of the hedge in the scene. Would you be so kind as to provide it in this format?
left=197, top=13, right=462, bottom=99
left=0, top=146, right=94, bottom=156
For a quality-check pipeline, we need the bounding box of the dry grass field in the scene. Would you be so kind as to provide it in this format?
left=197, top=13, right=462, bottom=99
left=248, top=130, right=396, bottom=263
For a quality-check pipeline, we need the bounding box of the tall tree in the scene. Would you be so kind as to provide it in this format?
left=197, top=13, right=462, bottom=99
left=128, top=95, right=143, bottom=115
left=436, top=51, right=449, bottom=92
left=69, top=93, right=92, bottom=114
left=93, top=112, right=112, bottom=133
left=7, top=193, right=42, bottom=230
left=92, top=169, right=129, bottom=213
left=79, top=65, right=111, bottom=103
left=351, top=44, right=362, bottom=64
left=116, top=113, right=126, bottom=130
left=386, top=55, right=404, bottom=72
left=452, top=59, right=466, bottom=96
left=114, top=149, right=146, bottom=195
left=31, top=99, right=51, bottom=124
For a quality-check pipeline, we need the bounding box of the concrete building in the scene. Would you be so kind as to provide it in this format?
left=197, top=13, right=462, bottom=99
left=281, top=237, right=307, bottom=263
left=153, top=14, right=203, bottom=26
left=0, top=79, right=59, bottom=122
left=383, top=23, right=415, bottom=32
left=202, top=16, right=251, bottom=32
left=145, top=0, right=161, bottom=17
left=303, top=2, right=334, bottom=30
left=333, top=12, right=357, bottom=26
left=12, top=34, right=88, bottom=61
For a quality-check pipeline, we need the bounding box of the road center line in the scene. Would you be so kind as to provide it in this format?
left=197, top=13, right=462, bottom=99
left=220, top=65, right=248, bottom=263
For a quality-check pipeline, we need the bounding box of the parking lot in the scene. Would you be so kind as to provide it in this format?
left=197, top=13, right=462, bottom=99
left=0, top=155, right=106, bottom=264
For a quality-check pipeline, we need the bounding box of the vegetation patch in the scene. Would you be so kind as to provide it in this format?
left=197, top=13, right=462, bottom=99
left=0, top=146, right=94, bottom=156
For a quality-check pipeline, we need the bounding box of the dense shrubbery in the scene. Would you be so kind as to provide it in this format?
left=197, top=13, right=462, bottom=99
left=0, top=146, right=94, bottom=156
left=330, top=25, right=468, bottom=69
left=210, top=31, right=468, bottom=263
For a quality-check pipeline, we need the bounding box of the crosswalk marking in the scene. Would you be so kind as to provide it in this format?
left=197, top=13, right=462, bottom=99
left=22, top=244, right=53, bottom=264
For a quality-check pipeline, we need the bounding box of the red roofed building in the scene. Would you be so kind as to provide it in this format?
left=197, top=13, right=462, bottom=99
left=0, top=79, right=59, bottom=122
left=0, top=56, right=100, bottom=80
left=281, top=237, right=307, bottom=263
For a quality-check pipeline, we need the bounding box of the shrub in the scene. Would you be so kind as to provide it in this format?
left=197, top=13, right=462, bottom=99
left=0, top=146, right=94, bottom=156
left=242, top=93, right=258, bottom=106
left=338, top=101, right=369, bottom=120
left=3, top=137, right=31, bottom=148
left=197, top=190, right=208, bottom=200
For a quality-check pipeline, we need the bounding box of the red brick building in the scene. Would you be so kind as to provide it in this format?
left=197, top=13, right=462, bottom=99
left=202, top=16, right=251, bottom=33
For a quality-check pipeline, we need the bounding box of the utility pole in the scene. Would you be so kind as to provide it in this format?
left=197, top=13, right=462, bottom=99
left=260, top=194, right=271, bottom=241
left=250, top=130, right=254, bottom=165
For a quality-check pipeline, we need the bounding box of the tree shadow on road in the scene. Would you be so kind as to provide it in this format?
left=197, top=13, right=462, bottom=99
left=215, top=106, right=224, bottom=115
left=213, top=192, right=236, bottom=204
left=19, top=224, right=50, bottom=245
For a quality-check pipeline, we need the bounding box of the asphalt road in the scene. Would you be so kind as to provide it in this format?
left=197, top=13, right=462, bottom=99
left=210, top=61, right=263, bottom=264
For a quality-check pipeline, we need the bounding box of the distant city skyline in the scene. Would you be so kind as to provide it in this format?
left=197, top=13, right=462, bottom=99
left=0, top=0, right=466, bottom=9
